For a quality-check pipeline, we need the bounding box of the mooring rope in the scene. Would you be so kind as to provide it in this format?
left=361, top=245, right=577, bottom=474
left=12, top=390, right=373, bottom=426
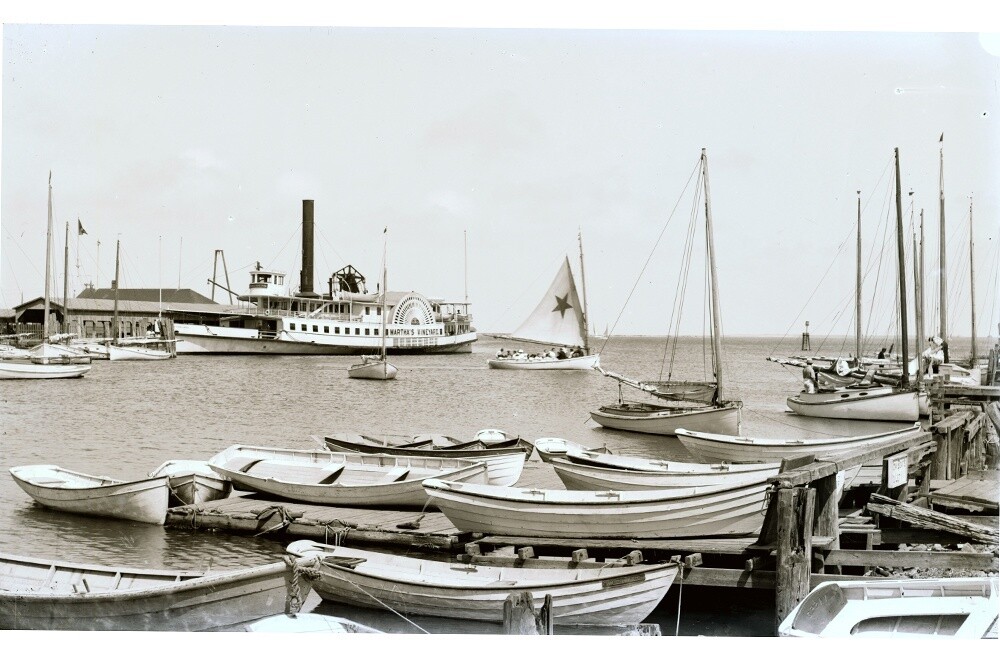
left=338, top=575, right=430, bottom=634
left=282, top=556, right=321, bottom=617
left=674, top=565, right=684, bottom=637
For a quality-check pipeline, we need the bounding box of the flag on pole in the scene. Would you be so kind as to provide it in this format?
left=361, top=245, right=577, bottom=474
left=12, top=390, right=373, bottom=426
left=939, top=133, right=944, bottom=142
left=78, top=219, right=87, bottom=235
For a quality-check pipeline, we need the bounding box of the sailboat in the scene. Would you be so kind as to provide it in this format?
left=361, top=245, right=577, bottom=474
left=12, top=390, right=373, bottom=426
left=787, top=149, right=920, bottom=421
left=106, top=240, right=173, bottom=362
left=1, top=174, right=91, bottom=380
left=348, top=233, right=397, bottom=380
left=590, top=150, right=742, bottom=436
left=488, top=233, right=599, bottom=370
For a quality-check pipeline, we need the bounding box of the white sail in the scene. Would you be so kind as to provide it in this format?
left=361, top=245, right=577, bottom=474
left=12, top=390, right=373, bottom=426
left=505, top=257, right=586, bottom=348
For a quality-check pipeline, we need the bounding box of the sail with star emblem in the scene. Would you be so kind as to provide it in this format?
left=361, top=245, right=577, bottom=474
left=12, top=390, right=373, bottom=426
left=489, top=246, right=600, bottom=371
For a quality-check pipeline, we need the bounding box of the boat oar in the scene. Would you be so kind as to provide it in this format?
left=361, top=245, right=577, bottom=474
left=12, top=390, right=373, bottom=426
left=396, top=513, right=424, bottom=530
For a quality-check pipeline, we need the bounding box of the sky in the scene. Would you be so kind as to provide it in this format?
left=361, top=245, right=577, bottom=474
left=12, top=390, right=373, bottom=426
left=2, top=3, right=999, bottom=340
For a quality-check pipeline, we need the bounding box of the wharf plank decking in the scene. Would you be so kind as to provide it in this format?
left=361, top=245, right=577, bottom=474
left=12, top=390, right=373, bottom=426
left=165, top=459, right=563, bottom=550
left=928, top=469, right=1000, bottom=512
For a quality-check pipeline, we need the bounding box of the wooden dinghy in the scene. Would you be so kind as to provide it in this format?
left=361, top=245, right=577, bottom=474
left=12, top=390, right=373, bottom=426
left=148, top=460, right=233, bottom=507
left=674, top=423, right=923, bottom=463
left=533, top=437, right=608, bottom=463
left=551, top=454, right=780, bottom=491
left=421, top=478, right=770, bottom=539
left=324, top=432, right=534, bottom=460
left=778, top=577, right=999, bottom=638
left=207, top=445, right=500, bottom=508
left=0, top=552, right=318, bottom=631
left=9, top=465, right=170, bottom=525
left=286, top=540, right=678, bottom=626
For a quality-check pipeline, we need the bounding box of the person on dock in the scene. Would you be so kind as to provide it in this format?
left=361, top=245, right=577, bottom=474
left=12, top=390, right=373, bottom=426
left=802, top=360, right=818, bottom=393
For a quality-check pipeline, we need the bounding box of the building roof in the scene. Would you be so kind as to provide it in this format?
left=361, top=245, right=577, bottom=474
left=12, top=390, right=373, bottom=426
left=76, top=287, right=217, bottom=304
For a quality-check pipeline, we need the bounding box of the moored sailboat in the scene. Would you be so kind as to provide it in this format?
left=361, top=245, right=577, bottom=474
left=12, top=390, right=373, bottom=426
left=591, top=150, right=741, bottom=436
left=348, top=230, right=397, bottom=380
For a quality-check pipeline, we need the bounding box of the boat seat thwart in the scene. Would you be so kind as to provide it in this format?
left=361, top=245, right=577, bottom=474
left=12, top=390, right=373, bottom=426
left=321, top=556, right=368, bottom=570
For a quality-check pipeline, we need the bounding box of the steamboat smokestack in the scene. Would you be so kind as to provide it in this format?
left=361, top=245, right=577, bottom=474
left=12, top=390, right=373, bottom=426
left=298, top=199, right=319, bottom=298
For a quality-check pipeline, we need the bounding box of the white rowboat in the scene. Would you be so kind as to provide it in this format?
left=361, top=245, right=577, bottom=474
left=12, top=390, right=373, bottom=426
left=286, top=540, right=678, bottom=626
left=0, top=552, right=317, bottom=631
left=674, top=423, right=923, bottom=463
left=534, top=437, right=608, bottom=463
left=488, top=354, right=599, bottom=371
left=422, top=478, right=770, bottom=538
left=148, top=460, right=233, bottom=506
left=778, top=577, right=999, bottom=638
left=9, top=465, right=170, bottom=525
left=207, top=445, right=506, bottom=508
left=551, top=455, right=780, bottom=491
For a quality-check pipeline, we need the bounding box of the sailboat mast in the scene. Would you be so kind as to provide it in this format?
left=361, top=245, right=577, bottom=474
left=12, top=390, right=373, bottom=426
left=43, top=173, right=53, bottom=342
left=701, top=149, right=725, bottom=402
left=113, top=240, right=121, bottom=344
left=381, top=230, right=388, bottom=361
left=855, top=190, right=862, bottom=360
left=969, top=197, right=977, bottom=362
left=578, top=229, right=590, bottom=354
left=63, top=219, right=70, bottom=336
left=938, top=135, right=948, bottom=352
left=912, top=198, right=924, bottom=387
left=893, top=148, right=910, bottom=388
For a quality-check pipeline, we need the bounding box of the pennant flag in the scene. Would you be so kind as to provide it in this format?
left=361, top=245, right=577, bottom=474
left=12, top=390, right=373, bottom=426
left=939, top=133, right=944, bottom=142
left=77, top=219, right=87, bottom=235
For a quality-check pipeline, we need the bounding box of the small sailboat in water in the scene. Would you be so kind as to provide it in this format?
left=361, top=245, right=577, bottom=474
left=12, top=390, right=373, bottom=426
left=348, top=230, right=397, bottom=380
left=106, top=240, right=173, bottom=362
left=488, top=232, right=599, bottom=370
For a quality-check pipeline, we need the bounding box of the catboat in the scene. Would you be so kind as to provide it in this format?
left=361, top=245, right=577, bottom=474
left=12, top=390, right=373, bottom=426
left=9, top=465, right=169, bottom=525
left=207, top=445, right=504, bottom=508
left=0, top=551, right=317, bottom=631
left=674, top=423, right=924, bottom=463
left=148, top=460, right=232, bottom=506
left=489, top=234, right=599, bottom=371
left=348, top=242, right=397, bottom=380
left=286, top=540, right=678, bottom=626
left=422, top=477, right=770, bottom=539
left=552, top=453, right=780, bottom=491
left=592, top=151, right=741, bottom=436
left=786, top=385, right=921, bottom=422
left=778, top=577, right=999, bottom=638
left=533, top=437, right=608, bottom=464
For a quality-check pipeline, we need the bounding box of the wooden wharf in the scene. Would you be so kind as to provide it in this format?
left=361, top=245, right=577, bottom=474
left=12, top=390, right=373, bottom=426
left=166, top=409, right=998, bottom=633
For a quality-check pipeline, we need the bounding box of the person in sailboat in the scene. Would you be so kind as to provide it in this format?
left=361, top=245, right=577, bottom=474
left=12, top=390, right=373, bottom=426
left=923, top=336, right=945, bottom=373
left=877, top=347, right=888, bottom=360
left=802, top=360, right=818, bottom=393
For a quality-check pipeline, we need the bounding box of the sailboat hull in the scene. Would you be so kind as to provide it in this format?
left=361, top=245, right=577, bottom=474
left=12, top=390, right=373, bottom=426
left=590, top=402, right=741, bottom=436
left=786, top=388, right=920, bottom=421
left=488, top=354, right=599, bottom=370
left=347, top=359, right=398, bottom=380
left=108, top=345, right=172, bottom=361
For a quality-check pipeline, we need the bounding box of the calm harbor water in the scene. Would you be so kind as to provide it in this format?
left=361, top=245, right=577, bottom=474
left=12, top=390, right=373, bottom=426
left=0, top=334, right=980, bottom=635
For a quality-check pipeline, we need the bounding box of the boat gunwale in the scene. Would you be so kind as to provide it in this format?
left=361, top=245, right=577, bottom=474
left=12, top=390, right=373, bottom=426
left=674, top=423, right=922, bottom=448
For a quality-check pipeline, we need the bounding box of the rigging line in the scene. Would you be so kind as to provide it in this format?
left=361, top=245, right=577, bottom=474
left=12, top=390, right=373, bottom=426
left=742, top=406, right=845, bottom=437
left=598, top=157, right=701, bottom=357
left=663, top=178, right=703, bottom=381
left=336, top=575, right=430, bottom=634
left=266, top=223, right=304, bottom=275
left=770, top=158, right=893, bottom=356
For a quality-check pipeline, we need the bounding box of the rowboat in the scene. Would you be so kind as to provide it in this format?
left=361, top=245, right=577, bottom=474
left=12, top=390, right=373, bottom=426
left=786, top=386, right=920, bottom=421
left=534, top=437, right=608, bottom=463
left=324, top=432, right=534, bottom=460
left=207, top=445, right=498, bottom=508
left=286, top=540, right=678, bottom=626
left=9, top=465, right=170, bottom=525
left=148, top=460, right=233, bottom=506
left=421, top=478, right=770, bottom=538
left=551, top=455, right=780, bottom=491
left=778, top=577, right=999, bottom=638
left=241, top=613, right=382, bottom=633
left=674, top=423, right=923, bottom=463
left=0, top=551, right=317, bottom=631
